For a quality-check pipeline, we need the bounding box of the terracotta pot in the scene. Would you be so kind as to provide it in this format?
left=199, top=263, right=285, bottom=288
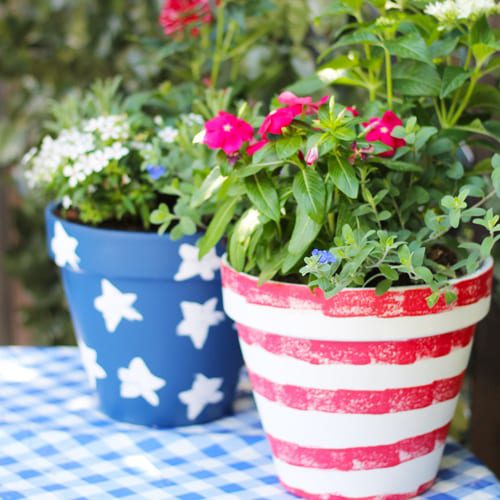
left=45, top=205, right=243, bottom=427
left=221, top=259, right=493, bottom=499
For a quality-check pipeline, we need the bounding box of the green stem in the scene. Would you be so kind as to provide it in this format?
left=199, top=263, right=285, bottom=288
left=384, top=49, right=393, bottom=109
left=210, top=1, right=226, bottom=88
left=448, top=73, right=479, bottom=126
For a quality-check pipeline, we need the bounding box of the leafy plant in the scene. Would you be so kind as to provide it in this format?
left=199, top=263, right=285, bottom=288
left=194, top=1, right=499, bottom=306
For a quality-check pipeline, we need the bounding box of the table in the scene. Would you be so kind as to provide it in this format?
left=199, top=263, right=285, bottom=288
left=0, top=347, right=498, bottom=500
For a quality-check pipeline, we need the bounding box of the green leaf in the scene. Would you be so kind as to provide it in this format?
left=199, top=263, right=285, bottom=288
left=198, top=197, right=238, bottom=257
left=275, top=136, right=302, bottom=160
left=244, top=172, right=281, bottom=222
left=445, top=291, right=457, bottom=305
left=379, top=264, right=398, bottom=281
left=393, top=61, right=441, bottom=96
left=287, top=206, right=322, bottom=257
left=179, top=216, right=196, bottom=235
left=429, top=36, right=459, bottom=59
left=375, top=159, right=423, bottom=173
left=427, top=291, right=440, bottom=308
left=446, top=160, right=464, bottom=180
left=415, top=127, right=438, bottom=150
left=385, top=33, right=432, bottom=64
left=471, top=16, right=494, bottom=45
left=334, top=29, right=380, bottom=49
left=252, top=141, right=275, bottom=164
left=492, top=154, right=500, bottom=196
left=328, top=156, right=359, bottom=198
left=375, top=279, right=392, bottom=296
left=440, top=67, right=471, bottom=99
left=472, top=43, right=498, bottom=66
left=451, top=119, right=500, bottom=141
left=190, top=166, right=226, bottom=208
left=415, top=266, right=433, bottom=284
left=292, top=168, right=326, bottom=224
left=228, top=209, right=261, bottom=272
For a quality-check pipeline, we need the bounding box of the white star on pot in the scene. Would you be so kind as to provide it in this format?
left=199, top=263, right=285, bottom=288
left=176, top=297, right=224, bottom=349
left=178, top=373, right=224, bottom=420
left=79, top=340, right=107, bottom=389
left=118, top=357, right=166, bottom=407
left=94, top=279, right=143, bottom=333
left=51, top=221, right=81, bottom=270
left=174, top=244, right=221, bottom=281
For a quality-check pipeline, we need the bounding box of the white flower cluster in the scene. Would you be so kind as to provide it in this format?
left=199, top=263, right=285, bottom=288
left=158, top=126, right=179, bottom=143
left=425, top=0, right=497, bottom=24
left=181, top=113, right=204, bottom=127
left=84, top=115, right=130, bottom=141
left=24, top=114, right=130, bottom=189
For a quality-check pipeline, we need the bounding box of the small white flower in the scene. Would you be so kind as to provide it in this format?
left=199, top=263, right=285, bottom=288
left=425, top=0, right=460, bottom=23
left=182, top=113, right=204, bottom=126
left=62, top=196, right=72, bottom=209
left=158, top=126, right=179, bottom=143
left=317, top=68, right=347, bottom=84
left=104, top=142, right=129, bottom=161
left=84, top=115, right=129, bottom=141
left=425, top=0, right=497, bottom=24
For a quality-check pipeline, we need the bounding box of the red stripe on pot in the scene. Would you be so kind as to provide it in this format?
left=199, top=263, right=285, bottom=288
left=248, top=370, right=464, bottom=414
left=267, top=423, right=449, bottom=471
left=221, top=262, right=492, bottom=318
left=237, top=323, right=475, bottom=365
left=279, top=478, right=436, bottom=500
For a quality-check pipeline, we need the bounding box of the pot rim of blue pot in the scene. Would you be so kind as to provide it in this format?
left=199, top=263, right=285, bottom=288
left=45, top=202, right=220, bottom=280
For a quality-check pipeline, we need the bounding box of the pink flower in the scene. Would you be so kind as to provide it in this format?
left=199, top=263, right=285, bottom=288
left=258, top=105, right=301, bottom=137
left=247, top=138, right=270, bottom=156
left=362, top=111, right=406, bottom=158
left=305, top=146, right=319, bottom=165
left=278, top=91, right=329, bottom=115
left=204, top=111, right=254, bottom=155
left=160, top=0, right=217, bottom=37
left=346, top=106, right=359, bottom=117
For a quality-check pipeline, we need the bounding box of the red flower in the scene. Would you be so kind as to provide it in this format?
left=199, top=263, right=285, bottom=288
left=362, top=111, right=406, bottom=158
left=203, top=111, right=254, bottom=155
left=258, top=105, right=302, bottom=137
left=160, top=0, right=216, bottom=37
left=247, top=138, right=270, bottom=156
left=278, top=91, right=328, bottom=115
left=346, top=106, right=359, bottom=117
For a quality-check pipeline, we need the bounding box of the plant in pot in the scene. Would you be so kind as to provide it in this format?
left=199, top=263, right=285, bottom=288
left=22, top=78, right=244, bottom=427
left=193, top=2, right=500, bottom=497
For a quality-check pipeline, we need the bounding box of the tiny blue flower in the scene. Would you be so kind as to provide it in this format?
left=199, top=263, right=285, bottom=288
left=146, top=164, right=166, bottom=181
left=312, top=249, right=336, bottom=264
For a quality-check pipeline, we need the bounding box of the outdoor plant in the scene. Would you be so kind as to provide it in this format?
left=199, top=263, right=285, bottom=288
left=22, top=78, right=216, bottom=239
left=194, top=0, right=500, bottom=305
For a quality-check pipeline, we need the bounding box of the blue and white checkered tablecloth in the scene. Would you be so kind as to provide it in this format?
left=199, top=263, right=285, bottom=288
left=0, top=347, right=498, bottom=500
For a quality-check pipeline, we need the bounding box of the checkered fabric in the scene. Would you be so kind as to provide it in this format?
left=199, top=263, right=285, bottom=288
left=0, top=347, right=498, bottom=500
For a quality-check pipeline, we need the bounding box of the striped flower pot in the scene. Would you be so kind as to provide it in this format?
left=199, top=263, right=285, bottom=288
left=221, top=259, right=493, bottom=500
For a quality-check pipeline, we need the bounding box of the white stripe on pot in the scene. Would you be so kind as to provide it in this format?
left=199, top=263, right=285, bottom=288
left=223, top=288, right=491, bottom=341
left=240, top=340, right=472, bottom=391
left=273, top=443, right=444, bottom=498
left=254, top=394, right=458, bottom=448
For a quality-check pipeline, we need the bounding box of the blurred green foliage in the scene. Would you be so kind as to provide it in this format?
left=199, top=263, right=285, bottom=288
left=0, top=0, right=338, bottom=344
left=1, top=0, right=164, bottom=345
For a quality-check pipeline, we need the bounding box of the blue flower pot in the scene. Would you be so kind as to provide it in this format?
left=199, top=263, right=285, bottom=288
left=45, top=204, right=243, bottom=427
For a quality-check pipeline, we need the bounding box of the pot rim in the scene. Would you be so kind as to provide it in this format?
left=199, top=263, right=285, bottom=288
left=221, top=254, right=494, bottom=294
left=46, top=201, right=183, bottom=240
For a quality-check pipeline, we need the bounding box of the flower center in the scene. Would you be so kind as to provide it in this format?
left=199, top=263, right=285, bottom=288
left=223, top=124, right=233, bottom=132
left=380, top=126, right=389, bottom=133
